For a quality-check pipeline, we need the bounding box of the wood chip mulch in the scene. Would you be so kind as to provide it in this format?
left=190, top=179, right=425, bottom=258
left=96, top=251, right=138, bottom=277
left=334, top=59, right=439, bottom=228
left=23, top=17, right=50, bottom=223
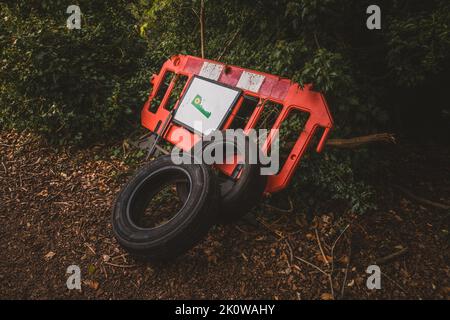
left=0, top=131, right=448, bottom=299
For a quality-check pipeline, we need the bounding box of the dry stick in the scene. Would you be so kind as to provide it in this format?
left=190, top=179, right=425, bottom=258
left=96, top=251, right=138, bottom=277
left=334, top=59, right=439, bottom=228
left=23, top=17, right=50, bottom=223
left=259, top=217, right=333, bottom=296
left=340, top=237, right=352, bottom=299
left=330, top=224, right=350, bottom=274
left=2, top=162, right=8, bottom=174
left=256, top=217, right=285, bottom=239
left=394, top=185, right=450, bottom=210
left=315, top=228, right=330, bottom=267
left=376, top=247, right=409, bottom=265
left=104, top=262, right=137, bottom=268
left=329, top=224, right=350, bottom=299
left=326, top=133, right=396, bottom=148
left=264, top=197, right=294, bottom=213
left=199, top=0, right=205, bottom=58
left=155, top=144, right=170, bottom=155
left=381, top=271, right=410, bottom=296
left=285, top=238, right=294, bottom=263
left=315, top=228, right=335, bottom=298
left=217, top=27, right=241, bottom=61
left=294, top=256, right=328, bottom=276
left=284, top=133, right=396, bottom=150
left=101, top=264, right=108, bottom=280
left=234, top=225, right=259, bottom=236
left=84, top=243, right=96, bottom=255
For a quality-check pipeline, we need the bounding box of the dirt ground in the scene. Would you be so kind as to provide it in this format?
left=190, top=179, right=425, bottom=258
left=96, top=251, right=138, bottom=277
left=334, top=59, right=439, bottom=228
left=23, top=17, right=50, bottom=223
left=0, top=130, right=449, bottom=300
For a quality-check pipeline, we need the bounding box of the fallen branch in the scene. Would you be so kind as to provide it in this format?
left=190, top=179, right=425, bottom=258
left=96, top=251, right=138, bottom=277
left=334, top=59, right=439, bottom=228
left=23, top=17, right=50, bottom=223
left=381, top=271, right=410, bottom=296
left=263, top=197, right=294, bottom=213
left=376, top=247, right=409, bottom=265
left=315, top=228, right=330, bottom=267
left=217, top=27, right=241, bottom=61
left=326, top=133, right=395, bottom=149
left=104, top=262, right=137, bottom=268
left=199, top=0, right=205, bottom=58
left=283, top=133, right=395, bottom=151
left=294, top=256, right=328, bottom=276
left=340, top=237, right=352, bottom=299
left=394, top=185, right=450, bottom=210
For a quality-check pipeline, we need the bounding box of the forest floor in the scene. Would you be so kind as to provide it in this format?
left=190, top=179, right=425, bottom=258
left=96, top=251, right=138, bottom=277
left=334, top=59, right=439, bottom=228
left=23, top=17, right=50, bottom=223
left=1, top=130, right=449, bottom=300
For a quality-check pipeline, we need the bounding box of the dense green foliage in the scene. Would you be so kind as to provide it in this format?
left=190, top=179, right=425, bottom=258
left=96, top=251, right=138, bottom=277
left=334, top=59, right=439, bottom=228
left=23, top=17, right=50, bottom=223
left=1, top=0, right=449, bottom=212
left=0, top=1, right=153, bottom=143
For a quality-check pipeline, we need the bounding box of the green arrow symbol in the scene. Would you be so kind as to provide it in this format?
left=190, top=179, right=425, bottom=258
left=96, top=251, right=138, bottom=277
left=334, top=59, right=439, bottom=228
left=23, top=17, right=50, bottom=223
left=191, top=94, right=211, bottom=118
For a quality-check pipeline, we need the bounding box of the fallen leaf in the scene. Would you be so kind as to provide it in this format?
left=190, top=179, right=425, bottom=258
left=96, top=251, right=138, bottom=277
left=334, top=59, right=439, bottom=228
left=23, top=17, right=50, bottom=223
left=316, top=254, right=333, bottom=263
left=37, top=189, right=48, bottom=197
left=264, top=270, right=274, bottom=277
left=88, top=264, right=96, bottom=275
left=84, top=280, right=100, bottom=290
left=44, top=251, right=56, bottom=260
left=207, top=255, right=218, bottom=264
left=339, top=255, right=349, bottom=264
left=320, top=293, right=334, bottom=300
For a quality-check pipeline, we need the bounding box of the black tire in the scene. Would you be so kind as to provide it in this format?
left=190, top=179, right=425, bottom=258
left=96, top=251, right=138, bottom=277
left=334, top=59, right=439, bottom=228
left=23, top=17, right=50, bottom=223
left=216, top=160, right=267, bottom=224
left=177, top=133, right=267, bottom=224
left=112, top=155, right=218, bottom=261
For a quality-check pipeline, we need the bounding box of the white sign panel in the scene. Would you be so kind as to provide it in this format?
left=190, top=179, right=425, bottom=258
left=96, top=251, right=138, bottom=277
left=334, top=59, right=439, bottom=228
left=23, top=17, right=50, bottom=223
left=174, top=77, right=241, bottom=135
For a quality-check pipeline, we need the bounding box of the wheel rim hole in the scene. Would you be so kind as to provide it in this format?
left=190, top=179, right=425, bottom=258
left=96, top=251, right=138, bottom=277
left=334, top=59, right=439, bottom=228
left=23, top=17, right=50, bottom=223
left=130, top=171, right=191, bottom=229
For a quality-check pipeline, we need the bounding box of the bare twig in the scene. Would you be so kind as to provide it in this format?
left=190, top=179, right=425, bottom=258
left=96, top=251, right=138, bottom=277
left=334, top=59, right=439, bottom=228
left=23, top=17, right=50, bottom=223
left=284, top=133, right=395, bottom=150
left=264, top=197, right=294, bottom=213
left=340, top=238, right=352, bottom=299
left=328, top=274, right=335, bottom=299
left=331, top=224, right=350, bottom=274
left=381, top=272, right=409, bottom=296
left=327, top=133, right=396, bottom=148
left=234, top=225, right=259, bottom=236
left=111, top=253, right=129, bottom=262
left=313, top=32, right=321, bottom=49
left=314, top=228, right=335, bottom=298
left=376, top=247, right=409, bottom=265
left=217, top=27, right=241, bottom=61
left=1, top=162, right=7, bottom=174
left=155, top=144, right=169, bottom=155
left=294, top=256, right=328, bottom=276
left=315, top=228, right=330, bottom=267
left=285, top=239, right=294, bottom=263
left=199, top=0, right=205, bottom=58
left=256, top=217, right=284, bottom=239
left=101, top=264, right=108, bottom=279
left=394, top=185, right=450, bottom=210
left=104, top=262, right=137, bottom=268
left=84, top=243, right=96, bottom=255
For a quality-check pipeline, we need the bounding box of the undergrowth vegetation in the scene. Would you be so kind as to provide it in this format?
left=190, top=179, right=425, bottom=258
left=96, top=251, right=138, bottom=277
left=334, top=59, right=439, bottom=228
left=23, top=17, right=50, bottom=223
left=1, top=0, right=449, bottom=213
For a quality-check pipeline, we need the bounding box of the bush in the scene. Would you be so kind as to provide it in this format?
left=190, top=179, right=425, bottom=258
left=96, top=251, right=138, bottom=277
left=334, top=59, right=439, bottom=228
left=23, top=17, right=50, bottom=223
left=0, top=1, right=152, bottom=144
left=1, top=0, right=449, bottom=213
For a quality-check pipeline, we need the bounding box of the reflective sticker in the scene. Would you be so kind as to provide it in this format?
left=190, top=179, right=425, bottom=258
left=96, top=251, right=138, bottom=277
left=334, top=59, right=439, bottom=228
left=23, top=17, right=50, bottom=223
left=199, top=62, right=224, bottom=81
left=236, top=71, right=265, bottom=92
